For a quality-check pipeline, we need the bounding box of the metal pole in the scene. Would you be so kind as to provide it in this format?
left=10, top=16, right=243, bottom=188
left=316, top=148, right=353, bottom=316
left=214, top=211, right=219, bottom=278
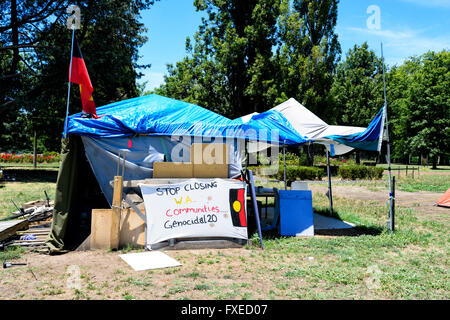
left=63, top=26, right=75, bottom=139
left=283, top=143, right=286, bottom=190
left=381, top=42, right=394, bottom=231
left=391, top=176, right=395, bottom=232
left=326, top=148, right=333, bottom=215
left=248, top=169, right=264, bottom=250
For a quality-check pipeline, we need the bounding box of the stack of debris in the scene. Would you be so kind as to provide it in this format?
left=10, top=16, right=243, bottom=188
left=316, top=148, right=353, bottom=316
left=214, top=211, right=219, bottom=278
left=0, top=192, right=54, bottom=252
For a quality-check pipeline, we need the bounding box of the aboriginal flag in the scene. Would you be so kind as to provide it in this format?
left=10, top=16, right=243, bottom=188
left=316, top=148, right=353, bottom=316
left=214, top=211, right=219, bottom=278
left=229, top=188, right=247, bottom=227
left=69, top=38, right=97, bottom=118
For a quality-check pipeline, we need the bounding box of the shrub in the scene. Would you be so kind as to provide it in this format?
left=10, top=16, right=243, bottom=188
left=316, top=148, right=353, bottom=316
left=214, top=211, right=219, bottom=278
left=277, top=165, right=324, bottom=181
left=339, top=165, right=384, bottom=180
left=368, top=166, right=384, bottom=179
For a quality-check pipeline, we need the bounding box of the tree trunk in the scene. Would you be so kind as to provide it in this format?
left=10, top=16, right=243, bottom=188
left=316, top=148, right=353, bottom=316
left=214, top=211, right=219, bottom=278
left=432, top=156, right=437, bottom=170
left=355, top=150, right=360, bottom=165
left=33, top=129, right=37, bottom=168
left=10, top=0, right=19, bottom=75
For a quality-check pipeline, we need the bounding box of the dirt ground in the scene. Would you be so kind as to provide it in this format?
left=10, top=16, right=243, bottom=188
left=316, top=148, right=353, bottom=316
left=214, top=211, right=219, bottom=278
left=0, top=185, right=448, bottom=300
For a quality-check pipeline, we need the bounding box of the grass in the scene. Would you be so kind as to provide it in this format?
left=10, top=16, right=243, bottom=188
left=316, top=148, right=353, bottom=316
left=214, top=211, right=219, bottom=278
left=377, top=163, right=450, bottom=172
left=0, top=169, right=448, bottom=300
left=1, top=162, right=60, bottom=169
left=0, top=181, right=56, bottom=219
left=393, top=175, right=450, bottom=193
left=0, top=246, right=25, bottom=261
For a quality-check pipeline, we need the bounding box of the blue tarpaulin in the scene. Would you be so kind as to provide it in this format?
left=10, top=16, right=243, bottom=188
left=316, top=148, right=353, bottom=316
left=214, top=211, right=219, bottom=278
left=323, top=107, right=385, bottom=152
left=66, top=94, right=307, bottom=146
left=66, top=94, right=385, bottom=152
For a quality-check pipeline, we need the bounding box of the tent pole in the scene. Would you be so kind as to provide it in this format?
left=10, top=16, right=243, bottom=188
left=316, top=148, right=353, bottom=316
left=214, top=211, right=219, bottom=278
left=63, top=26, right=75, bottom=139
left=283, top=142, right=286, bottom=190
left=247, top=169, right=264, bottom=250
left=381, top=42, right=394, bottom=232
left=326, top=148, right=333, bottom=215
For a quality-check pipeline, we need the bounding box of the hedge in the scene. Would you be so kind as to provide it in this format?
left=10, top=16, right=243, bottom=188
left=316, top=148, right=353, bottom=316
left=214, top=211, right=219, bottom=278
left=277, top=165, right=324, bottom=181
left=339, top=165, right=384, bottom=180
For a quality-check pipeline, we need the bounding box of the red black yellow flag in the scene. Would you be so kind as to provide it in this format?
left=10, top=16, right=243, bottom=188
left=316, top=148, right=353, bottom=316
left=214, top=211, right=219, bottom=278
left=69, top=38, right=97, bottom=118
left=229, top=188, right=247, bottom=227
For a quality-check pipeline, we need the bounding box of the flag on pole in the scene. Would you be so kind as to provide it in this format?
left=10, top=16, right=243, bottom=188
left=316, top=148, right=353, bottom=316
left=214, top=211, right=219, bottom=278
left=69, top=38, right=97, bottom=118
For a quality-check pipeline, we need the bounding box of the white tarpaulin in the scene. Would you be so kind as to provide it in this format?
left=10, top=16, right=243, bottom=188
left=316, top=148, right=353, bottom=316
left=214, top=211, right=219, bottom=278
left=139, top=179, right=248, bottom=246
left=235, top=98, right=378, bottom=155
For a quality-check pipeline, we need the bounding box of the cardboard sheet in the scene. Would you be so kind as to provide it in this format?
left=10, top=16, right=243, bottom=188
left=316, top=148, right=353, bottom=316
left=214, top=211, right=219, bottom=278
left=119, top=251, right=181, bottom=271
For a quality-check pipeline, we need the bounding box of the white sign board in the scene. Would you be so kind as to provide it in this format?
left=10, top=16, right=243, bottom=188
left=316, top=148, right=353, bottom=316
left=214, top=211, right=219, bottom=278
left=139, top=179, right=248, bottom=246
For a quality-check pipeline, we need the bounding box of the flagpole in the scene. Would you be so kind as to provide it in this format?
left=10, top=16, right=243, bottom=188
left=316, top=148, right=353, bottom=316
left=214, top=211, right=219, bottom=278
left=63, top=26, right=75, bottom=139
left=381, top=42, right=394, bottom=232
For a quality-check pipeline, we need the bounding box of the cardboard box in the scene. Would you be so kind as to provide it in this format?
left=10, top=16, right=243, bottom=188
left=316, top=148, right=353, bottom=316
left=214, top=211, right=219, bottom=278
left=193, top=163, right=228, bottom=178
left=191, top=143, right=229, bottom=165
left=191, top=143, right=229, bottom=178
left=153, top=162, right=193, bottom=178
left=152, top=143, right=230, bottom=179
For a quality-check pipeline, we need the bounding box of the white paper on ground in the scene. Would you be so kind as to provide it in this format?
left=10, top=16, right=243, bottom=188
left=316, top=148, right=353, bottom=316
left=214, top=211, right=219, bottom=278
left=119, top=251, right=182, bottom=271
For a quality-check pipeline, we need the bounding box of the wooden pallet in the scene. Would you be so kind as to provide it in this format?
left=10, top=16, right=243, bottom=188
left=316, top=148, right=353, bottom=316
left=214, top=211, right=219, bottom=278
left=5, top=226, right=51, bottom=251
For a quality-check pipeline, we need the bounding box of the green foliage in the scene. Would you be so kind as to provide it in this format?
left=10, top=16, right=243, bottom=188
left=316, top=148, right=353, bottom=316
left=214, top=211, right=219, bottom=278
left=157, top=0, right=282, bottom=118
left=277, top=165, right=324, bottom=181
left=339, top=165, right=383, bottom=180
left=157, top=0, right=340, bottom=121
left=388, top=51, right=450, bottom=168
left=330, top=42, right=384, bottom=126
left=274, top=0, right=341, bottom=121
left=1, top=0, right=159, bottom=152
left=0, top=246, right=25, bottom=261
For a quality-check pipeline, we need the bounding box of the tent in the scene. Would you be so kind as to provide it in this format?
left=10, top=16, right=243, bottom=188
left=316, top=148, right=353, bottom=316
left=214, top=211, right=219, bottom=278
left=235, top=98, right=385, bottom=156
left=47, top=94, right=307, bottom=252
left=234, top=97, right=386, bottom=215
left=47, top=94, right=385, bottom=252
left=436, top=188, right=450, bottom=208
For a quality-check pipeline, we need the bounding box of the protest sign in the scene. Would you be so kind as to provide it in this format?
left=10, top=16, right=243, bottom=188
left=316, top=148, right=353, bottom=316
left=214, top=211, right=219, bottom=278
left=139, top=179, right=248, bottom=246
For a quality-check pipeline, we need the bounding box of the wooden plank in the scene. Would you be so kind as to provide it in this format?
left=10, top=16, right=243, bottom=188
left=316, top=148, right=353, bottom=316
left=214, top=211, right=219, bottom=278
left=17, top=230, right=49, bottom=235
left=119, top=207, right=146, bottom=248
left=90, top=209, right=114, bottom=249
left=119, top=178, right=242, bottom=188
left=0, top=220, right=29, bottom=242
left=111, top=175, right=122, bottom=250
left=120, top=178, right=193, bottom=188
left=90, top=207, right=146, bottom=250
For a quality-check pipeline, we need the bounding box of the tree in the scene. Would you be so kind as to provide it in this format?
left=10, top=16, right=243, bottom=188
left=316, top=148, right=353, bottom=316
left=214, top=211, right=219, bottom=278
left=330, top=42, right=384, bottom=126
left=389, top=51, right=450, bottom=168
left=0, top=0, right=158, bottom=152
left=275, top=0, right=341, bottom=122
left=329, top=42, right=385, bottom=163
left=157, top=0, right=341, bottom=121
left=156, top=0, right=282, bottom=118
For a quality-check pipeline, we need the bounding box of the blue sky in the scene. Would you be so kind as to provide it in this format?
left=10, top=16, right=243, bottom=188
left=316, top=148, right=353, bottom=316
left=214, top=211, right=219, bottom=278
left=137, top=0, right=450, bottom=91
